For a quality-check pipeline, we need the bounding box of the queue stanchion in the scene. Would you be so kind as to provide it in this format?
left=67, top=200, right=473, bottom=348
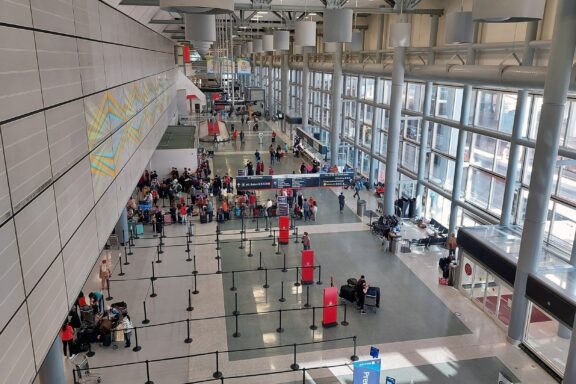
left=263, top=268, right=269, bottom=289
left=279, top=281, right=286, bottom=302
left=216, top=224, right=221, bottom=235
left=272, top=229, right=277, bottom=246
left=341, top=304, right=349, bottom=326
left=255, top=216, right=260, bottom=232
left=233, top=292, right=240, bottom=315
left=127, top=239, right=133, bottom=255
left=132, top=328, right=141, bottom=352
left=292, top=224, right=297, bottom=235
left=145, top=360, right=153, bottom=384
left=247, top=240, right=253, bottom=257
left=290, top=343, right=299, bottom=371
left=185, top=241, right=192, bottom=261
left=142, top=301, right=150, bottom=324
left=275, top=238, right=281, bottom=255
left=193, top=274, right=199, bottom=295
left=294, top=267, right=301, bottom=287
left=192, top=254, right=198, bottom=275
left=233, top=313, right=241, bottom=338
left=151, top=261, right=156, bottom=281
left=268, top=225, right=273, bottom=238
left=309, top=307, right=317, bottom=330
left=240, top=216, right=245, bottom=235
left=150, top=278, right=157, bottom=298
left=304, top=286, right=311, bottom=308
left=161, top=223, right=165, bottom=239
left=106, top=279, right=113, bottom=301
left=213, top=351, right=222, bottom=379
left=238, top=235, right=244, bottom=250
left=184, top=319, right=192, bottom=344
left=294, top=227, right=299, bottom=243
left=282, top=253, right=287, bottom=272
left=216, top=257, right=222, bottom=274
left=118, top=256, right=125, bottom=276
left=155, top=246, right=162, bottom=264
left=276, top=309, right=284, bottom=333
left=123, top=247, right=130, bottom=265
left=351, top=336, right=359, bottom=361
left=316, top=265, right=323, bottom=285
left=158, top=237, right=164, bottom=254
left=265, top=216, right=269, bottom=231
left=302, top=368, right=307, bottom=384
left=257, top=251, right=263, bottom=270
left=186, top=289, right=194, bottom=312
left=216, top=231, right=221, bottom=251
left=230, top=271, right=237, bottom=291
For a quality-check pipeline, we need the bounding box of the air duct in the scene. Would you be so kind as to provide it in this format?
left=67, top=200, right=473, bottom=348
left=472, top=0, right=545, bottom=22
left=263, top=34, right=274, bottom=51
left=253, top=39, right=263, bottom=53
left=185, top=14, right=216, bottom=42
left=273, top=30, right=290, bottom=51
left=246, top=41, right=254, bottom=54
left=295, top=20, right=316, bottom=47
left=160, top=0, right=234, bottom=14
left=389, top=22, right=411, bottom=47
left=445, top=11, right=473, bottom=44
left=323, top=8, right=353, bottom=43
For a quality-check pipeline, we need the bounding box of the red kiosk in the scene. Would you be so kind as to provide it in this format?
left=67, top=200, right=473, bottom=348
left=322, top=286, right=339, bottom=328
left=301, top=249, right=314, bottom=285
left=279, top=216, right=290, bottom=244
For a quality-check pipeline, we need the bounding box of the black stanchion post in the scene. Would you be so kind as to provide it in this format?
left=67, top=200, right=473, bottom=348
left=145, top=360, right=153, bottom=384
left=192, top=274, right=199, bottom=294
left=216, top=257, right=222, bottom=274
left=282, top=253, right=287, bottom=272
left=132, top=328, right=141, bottom=352
left=213, top=351, right=222, bottom=379
left=265, top=216, right=269, bottom=231
left=294, top=227, right=299, bottom=243
left=216, top=232, right=221, bottom=251
left=230, top=271, right=237, bottom=291
left=158, top=236, right=164, bottom=253
left=304, top=286, right=311, bottom=308
left=316, top=265, right=322, bottom=285
left=155, top=246, right=162, bottom=264
left=275, top=238, right=281, bottom=255
left=233, top=314, right=241, bottom=338
left=216, top=224, right=221, bottom=235
left=187, top=289, right=193, bottom=312
left=123, top=247, right=130, bottom=265
left=268, top=221, right=273, bottom=238
left=302, top=368, right=306, bottom=384
left=351, top=336, right=359, bottom=361
left=263, top=268, right=269, bottom=289
left=272, top=230, right=277, bottom=246
left=150, top=278, right=157, bottom=298
left=279, top=281, right=286, bottom=302
left=341, top=304, right=349, bottom=326
left=72, top=368, right=77, bottom=384
left=292, top=224, right=297, bottom=235
left=290, top=343, right=299, bottom=370
left=247, top=240, right=253, bottom=257
left=192, top=254, right=198, bottom=275
left=257, top=251, right=263, bottom=270
left=86, top=341, right=95, bottom=357
left=184, top=319, right=192, bottom=344
left=118, top=256, right=125, bottom=276
left=151, top=261, right=156, bottom=281
left=161, top=223, right=165, bottom=239
left=142, top=301, right=150, bottom=324
left=276, top=309, right=284, bottom=333
left=240, top=215, right=244, bottom=235
left=185, top=241, right=191, bottom=261
left=106, top=279, right=113, bottom=301
left=309, top=307, right=317, bottom=330
left=238, top=235, right=244, bottom=249
left=128, top=239, right=133, bottom=255
left=255, top=216, right=260, bottom=232
left=294, top=267, right=301, bottom=287
left=233, top=292, right=240, bottom=315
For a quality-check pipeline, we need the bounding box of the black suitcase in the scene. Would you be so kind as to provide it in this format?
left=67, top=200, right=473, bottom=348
left=200, top=213, right=208, bottom=224
left=339, top=285, right=356, bottom=303
left=101, top=332, right=112, bottom=347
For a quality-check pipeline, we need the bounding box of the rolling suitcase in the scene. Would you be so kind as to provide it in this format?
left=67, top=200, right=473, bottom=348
left=339, top=285, right=356, bottom=303
left=200, top=213, right=208, bottom=224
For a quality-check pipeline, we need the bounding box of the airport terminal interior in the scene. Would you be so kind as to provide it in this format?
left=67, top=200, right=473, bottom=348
left=1, top=0, right=576, bottom=383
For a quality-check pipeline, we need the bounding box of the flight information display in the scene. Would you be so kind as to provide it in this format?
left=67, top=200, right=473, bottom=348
left=236, top=173, right=353, bottom=191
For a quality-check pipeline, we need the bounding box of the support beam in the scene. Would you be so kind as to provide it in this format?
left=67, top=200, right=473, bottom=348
left=281, top=53, right=289, bottom=136
left=353, top=75, right=363, bottom=170
left=267, top=53, right=274, bottom=115
left=508, top=0, right=576, bottom=344
left=330, top=43, right=344, bottom=166
left=302, top=51, right=310, bottom=133
left=369, top=77, right=382, bottom=186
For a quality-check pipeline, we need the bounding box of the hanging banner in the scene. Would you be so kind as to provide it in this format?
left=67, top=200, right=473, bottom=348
left=353, top=359, right=381, bottom=384
left=279, top=216, right=290, bottom=244
left=206, top=57, right=215, bottom=73
left=182, top=46, right=190, bottom=63
left=301, top=250, right=314, bottom=284
left=237, top=58, right=251, bottom=74
left=322, top=286, right=338, bottom=327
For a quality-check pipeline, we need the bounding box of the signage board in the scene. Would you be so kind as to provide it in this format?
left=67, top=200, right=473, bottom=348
left=295, top=127, right=328, bottom=155
left=235, top=173, right=353, bottom=191
left=236, top=175, right=272, bottom=189
left=236, top=58, right=251, bottom=74
left=353, top=359, right=381, bottom=384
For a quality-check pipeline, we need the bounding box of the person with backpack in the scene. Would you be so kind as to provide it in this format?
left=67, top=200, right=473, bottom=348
left=338, top=192, right=346, bottom=212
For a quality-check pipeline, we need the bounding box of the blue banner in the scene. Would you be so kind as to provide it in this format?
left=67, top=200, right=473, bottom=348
left=353, top=359, right=381, bottom=384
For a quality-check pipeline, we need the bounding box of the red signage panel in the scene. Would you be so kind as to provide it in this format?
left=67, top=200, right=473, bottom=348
left=182, top=46, right=190, bottom=63
left=301, top=250, right=314, bottom=284
left=279, top=216, right=290, bottom=244
left=322, top=286, right=338, bottom=328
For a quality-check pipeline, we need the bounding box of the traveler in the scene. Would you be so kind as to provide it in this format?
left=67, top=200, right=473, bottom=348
left=123, top=314, right=133, bottom=348
left=447, top=233, right=457, bottom=257
left=89, top=291, right=105, bottom=314
left=99, top=259, right=111, bottom=291
left=356, top=275, right=368, bottom=314
left=60, top=322, right=75, bottom=358
left=302, top=232, right=311, bottom=250
left=338, top=193, right=345, bottom=212
left=353, top=183, right=360, bottom=200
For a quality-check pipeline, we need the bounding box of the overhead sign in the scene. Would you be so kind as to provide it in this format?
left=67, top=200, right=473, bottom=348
left=296, top=127, right=328, bottom=155
left=237, top=58, right=251, bottom=74
left=235, top=173, right=354, bottom=191
left=353, top=359, right=381, bottom=384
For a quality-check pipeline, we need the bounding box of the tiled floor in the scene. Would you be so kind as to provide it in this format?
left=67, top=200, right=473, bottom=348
left=64, top=118, right=559, bottom=383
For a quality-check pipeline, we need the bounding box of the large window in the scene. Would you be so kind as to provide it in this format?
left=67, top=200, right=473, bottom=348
left=474, top=90, right=517, bottom=133
left=405, top=82, right=425, bottom=112
left=433, top=85, right=463, bottom=121
left=429, top=153, right=455, bottom=191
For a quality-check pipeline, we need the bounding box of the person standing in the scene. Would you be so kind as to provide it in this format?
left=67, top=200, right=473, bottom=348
left=99, top=259, right=111, bottom=291
left=338, top=192, right=345, bottom=212
left=356, top=275, right=367, bottom=314
left=302, top=232, right=311, bottom=250
left=122, top=314, right=133, bottom=348
left=60, top=322, right=75, bottom=358
left=447, top=233, right=458, bottom=257
left=269, top=144, right=275, bottom=165
left=241, top=114, right=245, bottom=126
left=303, top=199, right=310, bottom=221
left=240, top=130, right=245, bottom=143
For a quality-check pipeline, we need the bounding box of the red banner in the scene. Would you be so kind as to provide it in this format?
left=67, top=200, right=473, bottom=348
left=301, top=250, right=314, bottom=285
left=322, top=286, right=338, bottom=327
left=182, top=46, right=190, bottom=63
left=279, top=216, right=290, bottom=244
left=207, top=121, right=220, bottom=136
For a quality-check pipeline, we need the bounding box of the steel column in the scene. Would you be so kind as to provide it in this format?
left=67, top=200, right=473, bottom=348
left=369, top=77, right=382, bottom=186
left=302, top=51, right=310, bottom=133
left=353, top=75, right=363, bottom=170
left=508, top=0, right=576, bottom=343
left=330, top=43, right=343, bottom=166
left=267, top=54, right=273, bottom=115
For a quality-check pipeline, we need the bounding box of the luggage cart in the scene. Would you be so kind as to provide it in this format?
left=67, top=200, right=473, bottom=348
left=364, top=287, right=380, bottom=313
left=72, top=354, right=101, bottom=383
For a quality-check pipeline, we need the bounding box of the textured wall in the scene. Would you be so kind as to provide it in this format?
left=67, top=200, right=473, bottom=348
left=0, top=1, right=176, bottom=382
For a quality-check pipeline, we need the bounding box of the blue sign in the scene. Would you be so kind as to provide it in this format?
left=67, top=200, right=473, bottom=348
left=353, top=359, right=381, bottom=384
left=370, top=346, right=379, bottom=358
left=386, top=377, right=396, bottom=384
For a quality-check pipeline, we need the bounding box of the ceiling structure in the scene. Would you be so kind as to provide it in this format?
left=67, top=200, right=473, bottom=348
left=106, top=0, right=430, bottom=44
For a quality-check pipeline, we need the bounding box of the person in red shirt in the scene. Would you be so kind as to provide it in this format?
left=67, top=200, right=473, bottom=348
left=268, top=166, right=274, bottom=175
left=60, top=322, right=74, bottom=358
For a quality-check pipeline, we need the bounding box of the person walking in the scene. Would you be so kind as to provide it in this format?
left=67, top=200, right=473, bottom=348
left=356, top=275, right=368, bottom=314
left=447, top=233, right=458, bottom=257
left=302, top=232, right=311, bottom=250
left=122, top=314, right=133, bottom=348
left=241, top=114, right=245, bottom=126
left=353, top=183, right=360, bottom=200
left=338, top=192, right=345, bottom=212
left=269, top=144, right=275, bottom=165
left=240, top=130, right=245, bottom=143
left=60, top=322, right=75, bottom=358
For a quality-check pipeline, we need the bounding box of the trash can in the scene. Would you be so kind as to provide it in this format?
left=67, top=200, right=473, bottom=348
left=356, top=199, right=366, bottom=216
left=392, top=237, right=402, bottom=254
